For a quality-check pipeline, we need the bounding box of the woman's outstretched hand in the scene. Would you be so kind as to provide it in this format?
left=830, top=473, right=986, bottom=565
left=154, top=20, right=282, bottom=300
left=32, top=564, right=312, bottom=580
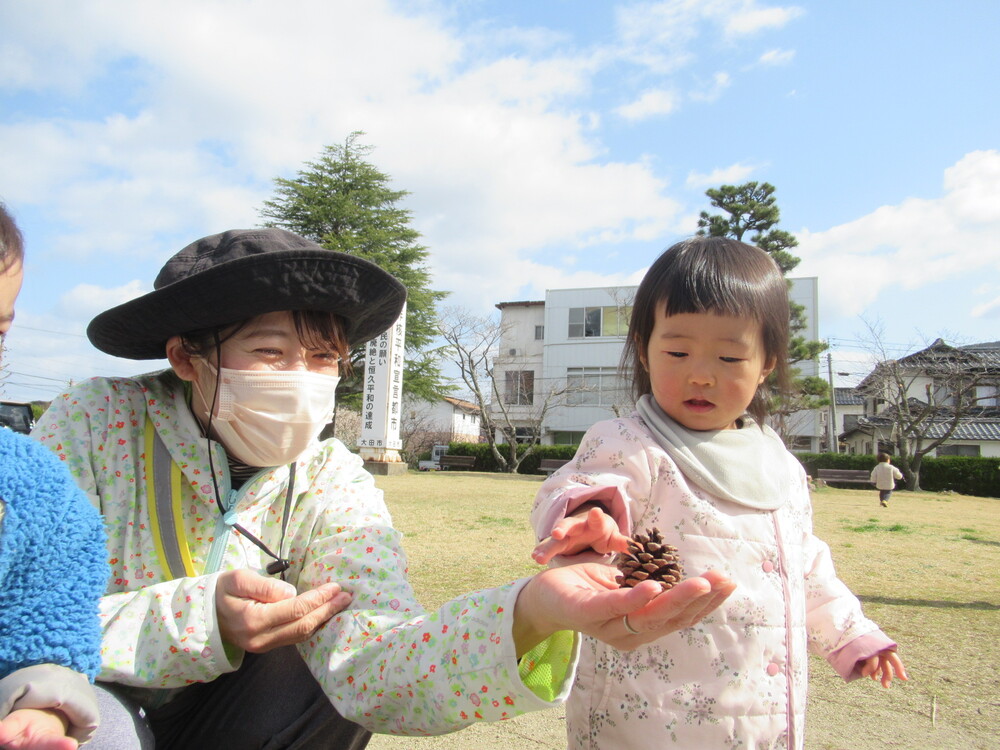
left=513, top=562, right=736, bottom=656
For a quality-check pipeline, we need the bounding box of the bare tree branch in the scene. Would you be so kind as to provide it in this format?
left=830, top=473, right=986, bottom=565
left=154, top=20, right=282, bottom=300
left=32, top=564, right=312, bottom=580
left=437, top=306, right=582, bottom=473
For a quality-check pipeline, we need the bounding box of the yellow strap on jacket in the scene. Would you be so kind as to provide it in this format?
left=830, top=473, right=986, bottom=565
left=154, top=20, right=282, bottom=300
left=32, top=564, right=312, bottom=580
left=144, top=419, right=196, bottom=578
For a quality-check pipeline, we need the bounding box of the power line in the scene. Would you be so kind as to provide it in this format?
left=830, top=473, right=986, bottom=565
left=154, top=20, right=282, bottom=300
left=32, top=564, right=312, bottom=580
left=6, top=370, right=70, bottom=383
left=12, top=324, right=89, bottom=338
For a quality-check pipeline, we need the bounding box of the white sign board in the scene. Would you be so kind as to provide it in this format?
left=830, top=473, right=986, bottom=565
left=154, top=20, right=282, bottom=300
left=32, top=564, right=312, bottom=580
left=358, top=304, right=406, bottom=457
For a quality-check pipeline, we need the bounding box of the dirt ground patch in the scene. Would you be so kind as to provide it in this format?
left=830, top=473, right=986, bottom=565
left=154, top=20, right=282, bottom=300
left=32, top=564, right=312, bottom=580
left=367, top=474, right=999, bottom=750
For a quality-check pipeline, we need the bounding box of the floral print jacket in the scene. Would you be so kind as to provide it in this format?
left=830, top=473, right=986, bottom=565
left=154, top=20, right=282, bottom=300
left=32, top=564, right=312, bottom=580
left=531, top=415, right=894, bottom=750
left=34, top=370, right=572, bottom=735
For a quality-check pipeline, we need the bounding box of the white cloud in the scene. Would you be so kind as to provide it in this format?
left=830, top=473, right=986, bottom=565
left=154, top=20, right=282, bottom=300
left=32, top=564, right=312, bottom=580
left=689, top=71, right=732, bottom=102
left=615, top=89, right=679, bottom=120
left=686, top=162, right=759, bottom=189
left=796, top=150, right=1000, bottom=326
left=0, top=1, right=693, bottom=336
left=725, top=5, right=804, bottom=37
left=972, top=297, right=1000, bottom=319
left=0, top=0, right=809, bottom=400
left=57, top=280, right=149, bottom=320
left=757, top=48, right=796, bottom=66
left=942, top=149, right=1000, bottom=223
left=613, top=0, right=802, bottom=75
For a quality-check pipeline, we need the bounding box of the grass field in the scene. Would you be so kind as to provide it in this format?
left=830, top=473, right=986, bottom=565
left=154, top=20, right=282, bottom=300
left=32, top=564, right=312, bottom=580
left=367, top=471, right=1000, bottom=750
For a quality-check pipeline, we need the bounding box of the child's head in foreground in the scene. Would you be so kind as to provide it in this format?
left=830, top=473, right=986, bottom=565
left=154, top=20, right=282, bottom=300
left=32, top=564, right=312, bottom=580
left=622, top=236, right=791, bottom=429
left=878, top=452, right=891, bottom=463
left=0, top=202, right=25, bottom=349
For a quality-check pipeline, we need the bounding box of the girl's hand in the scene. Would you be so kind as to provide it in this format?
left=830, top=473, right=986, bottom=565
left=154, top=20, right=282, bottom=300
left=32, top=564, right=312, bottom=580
left=513, top=562, right=736, bottom=656
left=532, top=507, right=631, bottom=565
left=858, top=649, right=908, bottom=688
left=0, top=708, right=78, bottom=750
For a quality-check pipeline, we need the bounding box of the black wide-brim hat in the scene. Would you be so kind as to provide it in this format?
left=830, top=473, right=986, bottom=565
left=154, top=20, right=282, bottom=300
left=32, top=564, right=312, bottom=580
left=87, top=228, right=407, bottom=360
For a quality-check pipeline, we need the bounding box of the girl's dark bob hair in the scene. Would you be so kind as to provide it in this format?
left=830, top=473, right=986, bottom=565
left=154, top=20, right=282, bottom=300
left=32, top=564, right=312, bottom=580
left=621, top=236, right=791, bottom=423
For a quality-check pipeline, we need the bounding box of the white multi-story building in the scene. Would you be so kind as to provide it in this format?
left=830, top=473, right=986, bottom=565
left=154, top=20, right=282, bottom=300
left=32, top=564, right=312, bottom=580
left=492, top=278, right=821, bottom=449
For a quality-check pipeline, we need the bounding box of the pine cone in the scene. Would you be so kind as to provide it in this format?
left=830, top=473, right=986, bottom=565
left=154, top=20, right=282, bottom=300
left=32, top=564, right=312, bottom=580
left=615, top=527, right=683, bottom=591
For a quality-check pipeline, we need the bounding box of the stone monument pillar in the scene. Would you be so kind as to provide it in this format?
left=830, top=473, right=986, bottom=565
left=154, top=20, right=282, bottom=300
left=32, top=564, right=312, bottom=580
left=358, top=304, right=408, bottom=475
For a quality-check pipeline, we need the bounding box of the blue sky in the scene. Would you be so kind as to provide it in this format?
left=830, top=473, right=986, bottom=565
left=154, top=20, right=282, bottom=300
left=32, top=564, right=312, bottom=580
left=1, top=0, right=998, bottom=402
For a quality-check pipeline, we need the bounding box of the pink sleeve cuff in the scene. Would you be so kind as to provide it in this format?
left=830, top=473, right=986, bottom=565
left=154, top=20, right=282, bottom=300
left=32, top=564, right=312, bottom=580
left=828, top=631, right=898, bottom=681
left=533, top=485, right=633, bottom=567
left=535, top=485, right=632, bottom=540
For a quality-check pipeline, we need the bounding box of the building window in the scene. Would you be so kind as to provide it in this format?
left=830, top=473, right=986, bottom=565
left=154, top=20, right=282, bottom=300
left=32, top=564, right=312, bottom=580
left=504, top=370, right=534, bottom=405
left=937, top=444, right=980, bottom=457
left=514, top=426, right=537, bottom=444
left=551, top=431, right=584, bottom=446
left=534, top=325, right=545, bottom=340
left=931, top=379, right=954, bottom=406
left=568, top=306, right=631, bottom=338
left=787, top=435, right=814, bottom=452
left=566, top=367, right=629, bottom=407
left=976, top=383, right=999, bottom=407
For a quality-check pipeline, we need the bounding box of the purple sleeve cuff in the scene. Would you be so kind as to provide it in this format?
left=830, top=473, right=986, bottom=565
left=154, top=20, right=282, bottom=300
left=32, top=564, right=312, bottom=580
left=828, top=631, right=898, bottom=681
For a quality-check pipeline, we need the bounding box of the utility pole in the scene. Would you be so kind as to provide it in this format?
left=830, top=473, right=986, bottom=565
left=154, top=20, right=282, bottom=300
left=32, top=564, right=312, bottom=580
left=827, top=353, right=839, bottom=454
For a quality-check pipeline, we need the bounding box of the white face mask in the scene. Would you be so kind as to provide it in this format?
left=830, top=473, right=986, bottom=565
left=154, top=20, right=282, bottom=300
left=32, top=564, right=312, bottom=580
left=193, top=363, right=340, bottom=466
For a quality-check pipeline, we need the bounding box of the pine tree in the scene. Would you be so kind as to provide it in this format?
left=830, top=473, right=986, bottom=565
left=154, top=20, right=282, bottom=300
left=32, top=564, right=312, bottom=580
left=697, top=182, right=829, bottom=441
left=259, top=132, right=448, bottom=404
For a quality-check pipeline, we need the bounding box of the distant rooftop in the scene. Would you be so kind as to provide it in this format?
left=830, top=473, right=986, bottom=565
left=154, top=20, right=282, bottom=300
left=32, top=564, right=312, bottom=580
left=835, top=387, right=864, bottom=406
left=495, top=300, right=544, bottom=310
left=443, top=396, right=481, bottom=414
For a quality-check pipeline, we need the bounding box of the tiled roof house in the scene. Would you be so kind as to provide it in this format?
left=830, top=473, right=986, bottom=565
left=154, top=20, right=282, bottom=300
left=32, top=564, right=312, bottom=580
left=841, top=340, right=1000, bottom=457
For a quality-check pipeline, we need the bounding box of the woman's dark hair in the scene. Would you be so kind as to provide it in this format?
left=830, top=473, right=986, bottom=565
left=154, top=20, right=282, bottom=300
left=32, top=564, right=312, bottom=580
left=0, top=202, right=25, bottom=272
left=180, top=309, right=353, bottom=375
left=621, top=236, right=791, bottom=422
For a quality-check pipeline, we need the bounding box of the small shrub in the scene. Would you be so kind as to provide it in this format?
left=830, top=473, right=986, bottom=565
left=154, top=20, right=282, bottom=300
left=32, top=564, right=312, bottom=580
left=443, top=442, right=579, bottom=474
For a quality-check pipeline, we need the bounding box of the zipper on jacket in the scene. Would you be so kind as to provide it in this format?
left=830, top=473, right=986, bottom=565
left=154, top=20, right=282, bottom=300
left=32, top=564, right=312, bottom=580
left=203, top=464, right=274, bottom=575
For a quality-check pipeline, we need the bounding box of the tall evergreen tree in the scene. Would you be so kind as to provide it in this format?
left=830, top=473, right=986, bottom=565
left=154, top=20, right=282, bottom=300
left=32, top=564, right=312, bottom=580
left=259, top=132, right=448, bottom=405
left=697, top=181, right=829, bottom=443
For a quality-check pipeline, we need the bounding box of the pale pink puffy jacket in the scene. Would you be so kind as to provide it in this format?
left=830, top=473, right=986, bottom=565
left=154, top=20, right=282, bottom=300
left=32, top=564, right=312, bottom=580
left=531, top=415, right=894, bottom=750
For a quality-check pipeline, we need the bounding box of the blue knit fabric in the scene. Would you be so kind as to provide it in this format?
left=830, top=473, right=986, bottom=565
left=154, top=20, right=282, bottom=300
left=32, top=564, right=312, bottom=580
left=0, top=428, right=107, bottom=681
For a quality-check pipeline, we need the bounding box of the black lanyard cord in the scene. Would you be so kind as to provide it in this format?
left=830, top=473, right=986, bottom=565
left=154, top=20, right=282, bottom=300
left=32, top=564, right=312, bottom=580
left=231, top=462, right=297, bottom=577
left=205, top=331, right=295, bottom=579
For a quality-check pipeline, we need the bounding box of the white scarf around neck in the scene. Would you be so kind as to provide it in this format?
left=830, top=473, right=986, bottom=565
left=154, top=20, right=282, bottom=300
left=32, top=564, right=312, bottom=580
left=634, top=394, right=793, bottom=511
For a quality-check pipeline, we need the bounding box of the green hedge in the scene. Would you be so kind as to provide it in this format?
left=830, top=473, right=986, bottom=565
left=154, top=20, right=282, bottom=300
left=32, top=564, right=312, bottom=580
left=796, top=452, right=1000, bottom=498
left=443, top=442, right=579, bottom=474
left=442, top=445, right=999, bottom=497
left=917, top=456, right=1000, bottom=498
